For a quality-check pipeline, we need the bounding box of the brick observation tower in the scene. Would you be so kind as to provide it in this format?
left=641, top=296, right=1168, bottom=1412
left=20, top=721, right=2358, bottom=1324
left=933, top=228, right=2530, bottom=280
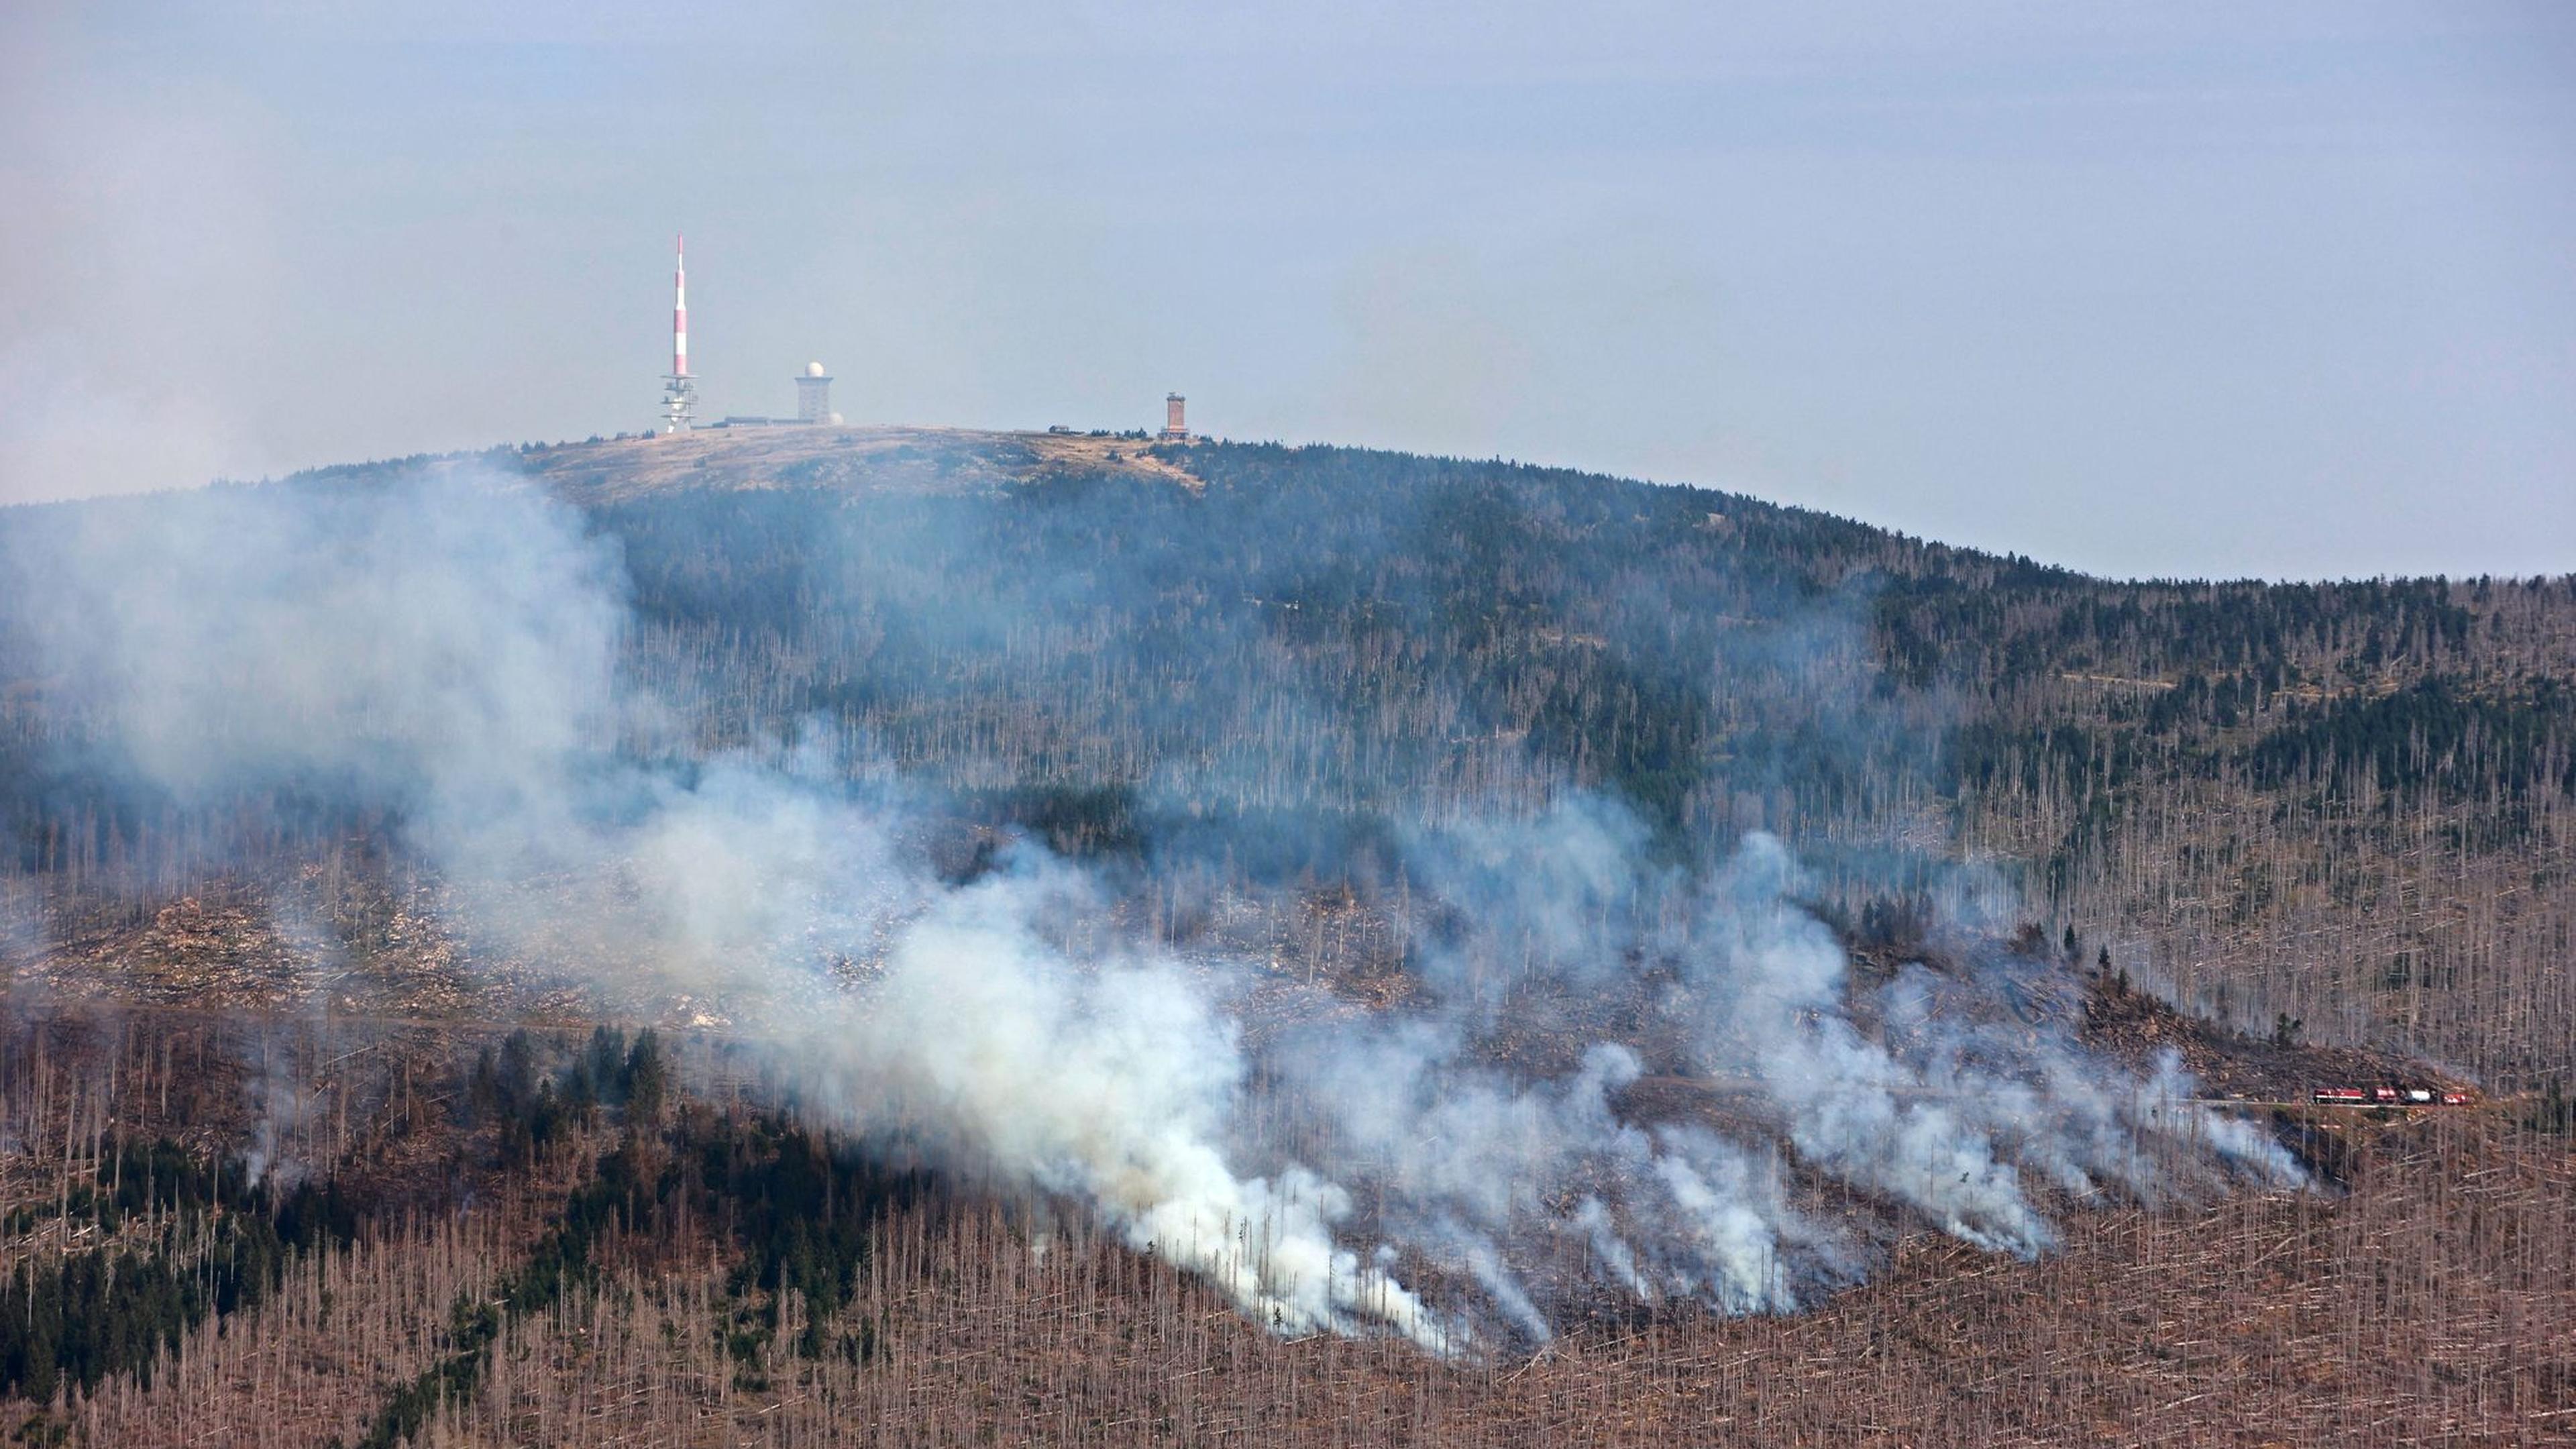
left=1161, top=393, right=1188, bottom=440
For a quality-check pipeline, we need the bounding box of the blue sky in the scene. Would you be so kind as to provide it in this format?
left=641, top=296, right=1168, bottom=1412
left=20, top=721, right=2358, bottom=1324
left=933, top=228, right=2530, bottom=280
left=5, top=2, right=2570, bottom=579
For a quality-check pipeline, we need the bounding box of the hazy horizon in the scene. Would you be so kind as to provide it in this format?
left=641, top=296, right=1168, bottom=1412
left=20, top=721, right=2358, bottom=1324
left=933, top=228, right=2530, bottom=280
left=5, top=1, right=2570, bottom=582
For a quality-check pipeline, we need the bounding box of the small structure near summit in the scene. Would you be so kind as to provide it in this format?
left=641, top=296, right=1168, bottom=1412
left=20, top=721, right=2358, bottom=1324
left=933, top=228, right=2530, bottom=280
left=796, top=362, right=837, bottom=425
left=714, top=366, right=839, bottom=427
left=1161, top=393, right=1189, bottom=441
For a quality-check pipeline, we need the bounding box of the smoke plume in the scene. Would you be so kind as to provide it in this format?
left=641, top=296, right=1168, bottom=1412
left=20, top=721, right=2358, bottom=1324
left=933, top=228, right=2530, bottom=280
left=0, top=468, right=2304, bottom=1350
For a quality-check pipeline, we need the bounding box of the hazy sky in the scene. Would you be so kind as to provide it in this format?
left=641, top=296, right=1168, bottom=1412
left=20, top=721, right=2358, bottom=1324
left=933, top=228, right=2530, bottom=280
left=5, top=2, right=2570, bottom=580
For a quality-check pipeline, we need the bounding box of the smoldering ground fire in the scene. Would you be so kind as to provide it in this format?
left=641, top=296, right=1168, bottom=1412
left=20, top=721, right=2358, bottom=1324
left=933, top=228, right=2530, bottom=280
left=0, top=467, right=2306, bottom=1352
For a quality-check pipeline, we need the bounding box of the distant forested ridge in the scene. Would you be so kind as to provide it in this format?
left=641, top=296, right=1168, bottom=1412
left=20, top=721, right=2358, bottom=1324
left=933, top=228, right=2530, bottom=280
left=1, top=431, right=2567, bottom=1089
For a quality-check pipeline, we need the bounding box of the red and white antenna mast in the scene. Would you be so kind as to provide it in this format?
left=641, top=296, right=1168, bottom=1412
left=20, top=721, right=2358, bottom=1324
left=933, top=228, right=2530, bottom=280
left=659, top=233, right=697, bottom=433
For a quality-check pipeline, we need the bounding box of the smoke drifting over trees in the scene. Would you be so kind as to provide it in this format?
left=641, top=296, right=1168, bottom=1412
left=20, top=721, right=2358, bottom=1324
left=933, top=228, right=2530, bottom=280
left=0, top=430, right=2561, bottom=1442
left=0, top=454, right=2317, bottom=1350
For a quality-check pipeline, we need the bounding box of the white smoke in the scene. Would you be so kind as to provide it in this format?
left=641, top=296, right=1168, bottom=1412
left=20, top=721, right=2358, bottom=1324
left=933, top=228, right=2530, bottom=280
left=1, top=468, right=2304, bottom=1350
left=789, top=859, right=1445, bottom=1346
left=241, top=1036, right=312, bottom=1191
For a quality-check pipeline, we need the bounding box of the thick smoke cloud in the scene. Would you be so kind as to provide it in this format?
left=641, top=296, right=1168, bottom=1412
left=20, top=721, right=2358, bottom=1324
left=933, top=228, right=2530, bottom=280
left=1, top=470, right=2303, bottom=1350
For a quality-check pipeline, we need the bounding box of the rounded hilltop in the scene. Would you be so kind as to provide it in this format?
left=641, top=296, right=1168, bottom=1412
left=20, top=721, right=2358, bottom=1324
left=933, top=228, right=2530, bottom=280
left=517, top=424, right=1208, bottom=506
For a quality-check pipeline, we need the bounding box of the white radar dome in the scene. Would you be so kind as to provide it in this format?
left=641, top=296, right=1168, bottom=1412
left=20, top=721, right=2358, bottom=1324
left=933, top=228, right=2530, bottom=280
left=806, top=361, right=826, bottom=376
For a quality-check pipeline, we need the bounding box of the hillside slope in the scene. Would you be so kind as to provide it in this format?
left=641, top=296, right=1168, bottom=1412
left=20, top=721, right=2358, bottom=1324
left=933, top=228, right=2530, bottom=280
left=0, top=429, right=2569, bottom=1444
left=3, top=427, right=2569, bottom=1090
left=553, top=430, right=2575, bottom=1089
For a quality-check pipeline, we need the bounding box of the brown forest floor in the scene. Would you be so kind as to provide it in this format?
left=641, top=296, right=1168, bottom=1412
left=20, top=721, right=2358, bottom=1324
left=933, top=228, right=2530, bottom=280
left=0, top=884, right=2563, bottom=1447
left=0, top=1005, right=2562, bottom=1448
left=52, top=1116, right=2576, bottom=1448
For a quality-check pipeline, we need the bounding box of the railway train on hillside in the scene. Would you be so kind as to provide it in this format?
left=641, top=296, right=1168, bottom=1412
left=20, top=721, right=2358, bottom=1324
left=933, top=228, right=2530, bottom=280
left=2311, top=1086, right=2473, bottom=1107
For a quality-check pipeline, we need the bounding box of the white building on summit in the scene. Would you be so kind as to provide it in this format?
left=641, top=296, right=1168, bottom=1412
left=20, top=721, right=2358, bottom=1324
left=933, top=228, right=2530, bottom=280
left=796, top=362, right=836, bottom=424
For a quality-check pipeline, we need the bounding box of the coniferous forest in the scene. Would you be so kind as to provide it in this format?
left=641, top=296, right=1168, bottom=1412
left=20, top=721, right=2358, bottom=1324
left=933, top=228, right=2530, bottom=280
left=0, top=427, right=2566, bottom=1444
